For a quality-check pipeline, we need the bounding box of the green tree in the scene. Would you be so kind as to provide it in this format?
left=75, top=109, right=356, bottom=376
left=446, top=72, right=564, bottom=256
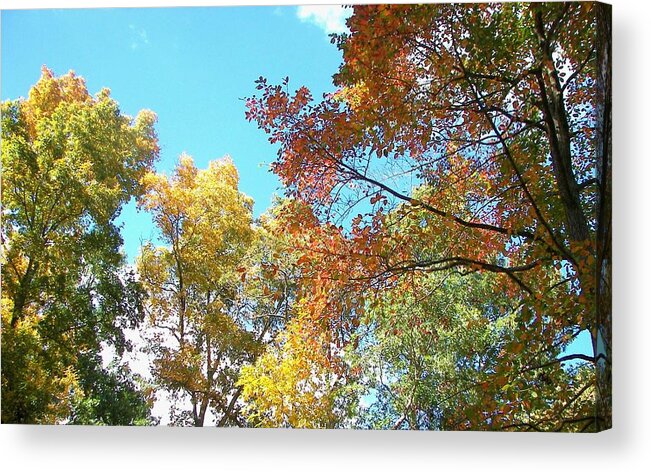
left=69, top=357, right=158, bottom=426
left=351, top=269, right=594, bottom=431
left=1, top=67, right=159, bottom=423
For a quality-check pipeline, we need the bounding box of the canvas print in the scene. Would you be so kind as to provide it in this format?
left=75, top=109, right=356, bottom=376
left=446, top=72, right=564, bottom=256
left=1, top=2, right=611, bottom=431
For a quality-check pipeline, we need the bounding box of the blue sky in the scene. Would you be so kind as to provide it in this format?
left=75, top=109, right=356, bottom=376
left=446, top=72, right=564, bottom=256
left=2, top=5, right=351, bottom=261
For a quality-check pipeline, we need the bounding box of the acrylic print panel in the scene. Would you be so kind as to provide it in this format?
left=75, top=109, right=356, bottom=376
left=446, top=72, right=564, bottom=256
left=1, top=2, right=611, bottom=431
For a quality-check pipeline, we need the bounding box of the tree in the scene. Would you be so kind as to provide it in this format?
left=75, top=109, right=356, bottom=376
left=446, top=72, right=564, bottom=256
left=351, top=268, right=594, bottom=431
left=1, top=67, right=159, bottom=423
left=238, top=310, right=358, bottom=429
left=137, top=154, right=262, bottom=426
left=69, top=357, right=157, bottom=426
left=235, top=199, right=358, bottom=428
left=247, top=3, right=611, bottom=430
left=237, top=199, right=367, bottom=428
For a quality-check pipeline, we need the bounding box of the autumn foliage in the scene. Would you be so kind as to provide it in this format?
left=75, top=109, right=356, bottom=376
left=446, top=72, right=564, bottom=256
left=136, top=155, right=261, bottom=426
left=244, top=2, right=611, bottom=431
left=2, top=3, right=610, bottom=431
left=2, top=67, right=158, bottom=423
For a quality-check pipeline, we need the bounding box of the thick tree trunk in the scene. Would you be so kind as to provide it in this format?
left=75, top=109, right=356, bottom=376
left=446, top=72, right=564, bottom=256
left=534, top=11, right=591, bottom=244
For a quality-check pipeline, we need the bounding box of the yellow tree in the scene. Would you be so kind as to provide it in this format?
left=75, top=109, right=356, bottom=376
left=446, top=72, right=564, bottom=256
left=237, top=200, right=360, bottom=429
left=238, top=306, right=358, bottom=429
left=1, top=67, right=159, bottom=424
left=137, top=154, right=261, bottom=426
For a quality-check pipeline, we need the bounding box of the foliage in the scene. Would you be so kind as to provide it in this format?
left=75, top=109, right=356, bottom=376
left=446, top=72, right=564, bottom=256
left=1, top=67, right=159, bottom=423
left=2, top=3, right=610, bottom=430
left=239, top=309, right=358, bottom=429
left=246, top=3, right=610, bottom=430
left=351, top=269, right=594, bottom=431
left=69, top=356, right=158, bottom=426
left=137, top=154, right=261, bottom=426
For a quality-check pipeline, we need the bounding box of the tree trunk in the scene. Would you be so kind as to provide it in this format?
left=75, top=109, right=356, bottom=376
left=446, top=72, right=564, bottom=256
left=534, top=10, right=591, bottom=244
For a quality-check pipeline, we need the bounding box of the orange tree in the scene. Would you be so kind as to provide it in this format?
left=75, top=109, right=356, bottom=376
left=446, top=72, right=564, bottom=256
left=246, top=3, right=611, bottom=430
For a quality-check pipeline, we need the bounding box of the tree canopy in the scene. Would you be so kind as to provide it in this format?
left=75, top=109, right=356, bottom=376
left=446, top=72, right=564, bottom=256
left=1, top=67, right=159, bottom=423
left=245, top=2, right=611, bottom=431
left=136, top=154, right=262, bottom=426
left=1, top=3, right=610, bottom=431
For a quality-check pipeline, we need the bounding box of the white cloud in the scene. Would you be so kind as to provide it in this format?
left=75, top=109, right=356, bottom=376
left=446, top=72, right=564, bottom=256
left=128, top=24, right=150, bottom=50
left=139, top=29, right=149, bottom=45
left=296, top=5, right=351, bottom=35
